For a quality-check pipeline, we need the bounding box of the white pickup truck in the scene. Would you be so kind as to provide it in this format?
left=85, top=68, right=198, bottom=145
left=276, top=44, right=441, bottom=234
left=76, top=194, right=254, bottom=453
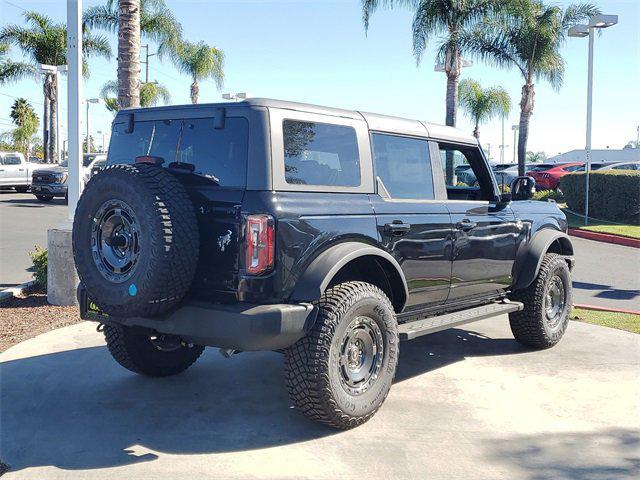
left=0, top=151, right=36, bottom=192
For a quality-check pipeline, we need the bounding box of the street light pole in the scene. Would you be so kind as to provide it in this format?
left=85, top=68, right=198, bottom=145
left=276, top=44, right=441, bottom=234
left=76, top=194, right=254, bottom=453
left=66, top=0, right=82, bottom=221
left=85, top=98, right=100, bottom=154
left=569, top=14, right=618, bottom=226
left=512, top=125, right=519, bottom=163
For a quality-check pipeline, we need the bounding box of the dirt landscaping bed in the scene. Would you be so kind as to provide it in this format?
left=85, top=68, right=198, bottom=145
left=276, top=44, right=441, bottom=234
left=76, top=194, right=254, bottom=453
left=0, top=292, right=80, bottom=353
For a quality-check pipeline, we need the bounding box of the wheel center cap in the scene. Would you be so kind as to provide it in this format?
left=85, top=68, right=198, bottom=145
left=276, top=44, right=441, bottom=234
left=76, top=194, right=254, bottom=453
left=347, top=341, right=363, bottom=369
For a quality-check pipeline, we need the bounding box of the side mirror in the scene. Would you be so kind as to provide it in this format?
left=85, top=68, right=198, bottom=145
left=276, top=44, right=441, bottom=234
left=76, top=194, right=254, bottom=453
left=510, top=176, right=536, bottom=201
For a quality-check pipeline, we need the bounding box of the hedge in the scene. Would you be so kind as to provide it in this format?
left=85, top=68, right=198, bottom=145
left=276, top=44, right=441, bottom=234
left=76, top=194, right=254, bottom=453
left=560, top=171, right=640, bottom=224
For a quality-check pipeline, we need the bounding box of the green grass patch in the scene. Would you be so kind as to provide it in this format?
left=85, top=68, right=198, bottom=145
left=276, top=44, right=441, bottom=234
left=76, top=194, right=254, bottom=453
left=572, top=308, right=640, bottom=334
left=562, top=209, right=640, bottom=240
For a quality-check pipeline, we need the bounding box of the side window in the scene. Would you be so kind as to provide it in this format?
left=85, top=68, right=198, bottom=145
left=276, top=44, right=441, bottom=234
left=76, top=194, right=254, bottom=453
left=3, top=155, right=22, bottom=165
left=564, top=165, right=582, bottom=172
left=283, top=120, right=360, bottom=186
left=439, top=144, right=494, bottom=200
left=371, top=133, right=434, bottom=200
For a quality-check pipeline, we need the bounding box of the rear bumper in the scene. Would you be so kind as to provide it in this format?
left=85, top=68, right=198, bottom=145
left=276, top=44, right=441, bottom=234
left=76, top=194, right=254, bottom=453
left=79, top=286, right=317, bottom=351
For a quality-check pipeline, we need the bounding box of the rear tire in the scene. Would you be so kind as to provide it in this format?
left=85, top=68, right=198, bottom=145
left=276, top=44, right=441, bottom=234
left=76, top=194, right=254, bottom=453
left=509, top=253, right=572, bottom=349
left=284, top=281, right=399, bottom=429
left=14, top=186, right=29, bottom=193
left=104, top=324, right=204, bottom=377
left=35, top=194, right=53, bottom=202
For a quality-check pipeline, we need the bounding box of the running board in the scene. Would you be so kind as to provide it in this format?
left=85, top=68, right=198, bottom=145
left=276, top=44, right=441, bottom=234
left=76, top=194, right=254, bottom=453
left=398, top=301, right=523, bottom=341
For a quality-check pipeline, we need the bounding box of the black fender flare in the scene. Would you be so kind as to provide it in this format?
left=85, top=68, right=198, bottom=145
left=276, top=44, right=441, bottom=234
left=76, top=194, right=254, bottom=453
left=290, top=242, right=409, bottom=311
left=512, top=229, right=574, bottom=290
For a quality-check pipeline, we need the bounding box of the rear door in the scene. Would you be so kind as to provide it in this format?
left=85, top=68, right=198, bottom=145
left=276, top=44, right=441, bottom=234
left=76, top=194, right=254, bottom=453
left=437, top=143, right=519, bottom=302
left=370, top=132, right=453, bottom=309
left=1, top=154, right=25, bottom=185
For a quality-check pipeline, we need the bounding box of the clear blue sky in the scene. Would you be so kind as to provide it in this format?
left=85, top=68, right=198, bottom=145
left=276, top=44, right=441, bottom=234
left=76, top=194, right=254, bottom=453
left=1, top=0, right=638, bottom=161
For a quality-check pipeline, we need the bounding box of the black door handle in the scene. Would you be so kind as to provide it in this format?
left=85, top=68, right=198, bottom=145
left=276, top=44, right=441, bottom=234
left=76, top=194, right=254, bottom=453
left=384, top=221, right=411, bottom=236
left=456, top=219, right=477, bottom=231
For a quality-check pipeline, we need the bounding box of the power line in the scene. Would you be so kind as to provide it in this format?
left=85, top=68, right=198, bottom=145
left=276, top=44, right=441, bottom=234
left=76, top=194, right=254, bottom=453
left=148, top=65, right=181, bottom=83
left=3, top=0, right=26, bottom=12
left=0, top=92, right=44, bottom=106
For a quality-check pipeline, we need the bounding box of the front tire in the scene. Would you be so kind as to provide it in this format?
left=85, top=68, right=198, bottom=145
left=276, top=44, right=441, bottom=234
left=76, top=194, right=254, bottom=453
left=104, top=324, right=204, bottom=377
left=284, top=281, right=399, bottom=429
left=35, top=194, right=53, bottom=202
left=509, top=253, right=572, bottom=349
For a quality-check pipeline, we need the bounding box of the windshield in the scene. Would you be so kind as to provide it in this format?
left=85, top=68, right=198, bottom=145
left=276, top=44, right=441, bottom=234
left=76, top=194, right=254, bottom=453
left=59, top=160, right=68, bottom=168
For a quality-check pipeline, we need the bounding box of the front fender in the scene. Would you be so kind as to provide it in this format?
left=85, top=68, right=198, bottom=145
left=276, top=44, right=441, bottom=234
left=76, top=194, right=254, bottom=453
left=290, top=241, right=408, bottom=309
left=512, top=229, right=574, bottom=290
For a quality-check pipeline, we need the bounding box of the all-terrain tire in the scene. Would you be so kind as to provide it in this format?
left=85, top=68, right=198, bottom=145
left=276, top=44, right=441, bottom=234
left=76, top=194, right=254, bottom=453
left=509, top=253, right=572, bottom=349
left=104, top=324, right=204, bottom=377
left=73, top=164, right=199, bottom=317
left=35, top=194, right=53, bottom=202
left=284, top=281, right=399, bottom=430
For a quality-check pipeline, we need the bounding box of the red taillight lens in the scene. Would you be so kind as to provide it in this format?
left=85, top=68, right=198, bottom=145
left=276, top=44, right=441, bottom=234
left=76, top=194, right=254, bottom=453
left=245, top=214, right=275, bottom=275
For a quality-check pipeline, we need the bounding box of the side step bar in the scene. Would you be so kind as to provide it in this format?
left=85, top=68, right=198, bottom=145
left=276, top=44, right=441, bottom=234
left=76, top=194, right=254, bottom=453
left=398, top=301, right=523, bottom=341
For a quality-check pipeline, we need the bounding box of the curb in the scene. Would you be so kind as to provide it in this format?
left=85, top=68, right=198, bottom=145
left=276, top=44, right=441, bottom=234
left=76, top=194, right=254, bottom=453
left=574, top=303, right=640, bottom=316
left=568, top=228, right=640, bottom=248
left=0, top=280, right=36, bottom=304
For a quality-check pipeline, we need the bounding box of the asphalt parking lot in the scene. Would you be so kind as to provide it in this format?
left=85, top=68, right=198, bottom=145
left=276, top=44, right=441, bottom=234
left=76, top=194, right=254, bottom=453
left=0, top=191, right=67, bottom=287
left=1, top=316, right=638, bottom=479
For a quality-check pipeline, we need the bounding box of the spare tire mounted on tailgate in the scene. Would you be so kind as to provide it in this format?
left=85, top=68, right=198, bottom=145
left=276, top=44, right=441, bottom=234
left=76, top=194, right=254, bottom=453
left=73, top=163, right=199, bottom=317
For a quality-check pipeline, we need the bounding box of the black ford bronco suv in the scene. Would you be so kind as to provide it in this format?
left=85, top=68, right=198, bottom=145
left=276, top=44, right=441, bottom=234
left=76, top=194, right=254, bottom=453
left=73, top=98, right=574, bottom=429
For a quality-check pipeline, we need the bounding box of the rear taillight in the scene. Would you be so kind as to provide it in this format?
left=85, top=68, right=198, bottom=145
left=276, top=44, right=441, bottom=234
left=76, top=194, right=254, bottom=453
left=245, top=214, right=275, bottom=275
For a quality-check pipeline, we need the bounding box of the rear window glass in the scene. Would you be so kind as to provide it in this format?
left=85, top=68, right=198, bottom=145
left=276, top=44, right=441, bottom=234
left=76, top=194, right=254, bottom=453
left=528, top=164, right=554, bottom=172
left=3, top=155, right=21, bottom=165
left=283, top=120, right=360, bottom=186
left=107, top=117, right=248, bottom=187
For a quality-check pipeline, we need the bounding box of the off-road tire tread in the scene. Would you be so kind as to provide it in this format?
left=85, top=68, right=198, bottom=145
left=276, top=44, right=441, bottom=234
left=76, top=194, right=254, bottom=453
left=284, top=281, right=397, bottom=430
left=509, top=253, right=571, bottom=349
left=74, top=164, right=199, bottom=317
left=104, top=324, right=204, bottom=377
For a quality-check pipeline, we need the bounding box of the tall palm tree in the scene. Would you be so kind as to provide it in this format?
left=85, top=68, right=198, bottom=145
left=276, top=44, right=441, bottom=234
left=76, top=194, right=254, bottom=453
left=458, top=78, right=510, bottom=139
left=0, top=13, right=111, bottom=162
left=163, top=40, right=224, bottom=103
left=461, top=0, right=598, bottom=174
left=362, top=0, right=503, bottom=183
left=0, top=43, right=35, bottom=85
left=100, top=79, right=171, bottom=112
left=84, top=0, right=183, bottom=109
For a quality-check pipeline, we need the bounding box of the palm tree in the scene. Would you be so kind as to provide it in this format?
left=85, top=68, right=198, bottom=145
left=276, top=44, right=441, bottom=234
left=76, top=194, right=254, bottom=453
left=84, top=0, right=183, bottom=109
left=461, top=0, right=598, bottom=175
left=163, top=40, right=224, bottom=103
left=458, top=78, right=510, bottom=140
left=100, top=79, right=171, bottom=112
left=9, top=98, right=39, bottom=158
left=362, top=0, right=504, bottom=183
left=0, top=43, right=35, bottom=85
left=0, top=13, right=111, bottom=162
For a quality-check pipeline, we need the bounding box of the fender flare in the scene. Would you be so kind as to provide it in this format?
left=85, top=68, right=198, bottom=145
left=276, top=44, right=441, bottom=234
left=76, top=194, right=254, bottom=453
left=290, top=242, right=409, bottom=311
left=512, top=229, right=574, bottom=290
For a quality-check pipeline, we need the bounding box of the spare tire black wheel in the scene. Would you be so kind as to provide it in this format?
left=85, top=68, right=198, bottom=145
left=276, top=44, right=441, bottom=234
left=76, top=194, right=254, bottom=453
left=73, top=164, right=199, bottom=317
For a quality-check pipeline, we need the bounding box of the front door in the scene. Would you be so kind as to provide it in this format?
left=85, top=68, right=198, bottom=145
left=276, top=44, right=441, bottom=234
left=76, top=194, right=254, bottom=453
left=437, top=143, right=519, bottom=302
left=370, top=133, right=453, bottom=310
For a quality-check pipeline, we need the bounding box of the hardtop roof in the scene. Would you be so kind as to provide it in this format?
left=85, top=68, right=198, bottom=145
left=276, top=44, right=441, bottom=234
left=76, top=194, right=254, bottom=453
left=118, top=97, right=478, bottom=145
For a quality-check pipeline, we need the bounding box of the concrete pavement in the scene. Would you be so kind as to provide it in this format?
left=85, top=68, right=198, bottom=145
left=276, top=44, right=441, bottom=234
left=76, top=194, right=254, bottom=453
left=2, top=317, right=638, bottom=479
left=0, top=191, right=67, bottom=288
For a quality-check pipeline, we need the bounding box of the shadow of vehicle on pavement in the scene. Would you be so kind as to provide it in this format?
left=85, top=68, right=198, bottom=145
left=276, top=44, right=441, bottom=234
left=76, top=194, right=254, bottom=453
left=573, top=281, right=640, bottom=301
left=0, top=328, right=534, bottom=473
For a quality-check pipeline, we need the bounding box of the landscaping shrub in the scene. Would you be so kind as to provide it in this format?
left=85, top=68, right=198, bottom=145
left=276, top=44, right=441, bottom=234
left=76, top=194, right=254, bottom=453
left=29, top=246, right=47, bottom=290
left=533, top=189, right=564, bottom=203
left=560, top=171, right=640, bottom=224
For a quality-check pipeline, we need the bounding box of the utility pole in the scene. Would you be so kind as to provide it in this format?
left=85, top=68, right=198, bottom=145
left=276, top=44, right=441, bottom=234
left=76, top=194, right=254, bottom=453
left=141, top=44, right=156, bottom=84
left=512, top=125, right=519, bottom=163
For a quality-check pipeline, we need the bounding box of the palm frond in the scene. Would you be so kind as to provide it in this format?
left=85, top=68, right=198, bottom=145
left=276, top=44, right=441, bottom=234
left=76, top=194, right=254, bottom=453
left=82, top=5, right=119, bottom=32
left=168, top=40, right=225, bottom=89
left=0, top=60, right=36, bottom=85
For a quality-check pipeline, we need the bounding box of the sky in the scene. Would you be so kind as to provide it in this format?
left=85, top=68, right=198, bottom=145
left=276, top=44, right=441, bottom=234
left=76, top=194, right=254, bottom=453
left=1, top=0, right=639, bottom=162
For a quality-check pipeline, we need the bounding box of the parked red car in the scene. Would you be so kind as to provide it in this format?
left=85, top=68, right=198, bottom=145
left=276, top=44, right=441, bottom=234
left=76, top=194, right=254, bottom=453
left=528, top=162, right=584, bottom=190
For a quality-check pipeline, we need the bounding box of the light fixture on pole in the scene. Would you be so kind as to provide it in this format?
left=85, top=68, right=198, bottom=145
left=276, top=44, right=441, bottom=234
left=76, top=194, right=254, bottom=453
left=222, top=92, right=250, bottom=102
left=97, top=130, right=106, bottom=152
left=85, top=98, right=101, bottom=154
left=569, top=13, right=618, bottom=225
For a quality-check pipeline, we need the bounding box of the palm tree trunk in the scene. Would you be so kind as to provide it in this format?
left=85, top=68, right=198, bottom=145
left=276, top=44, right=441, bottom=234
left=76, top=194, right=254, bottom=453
left=42, top=76, right=51, bottom=163
left=48, top=74, right=58, bottom=163
left=190, top=78, right=199, bottom=104
left=517, top=82, right=535, bottom=176
left=473, top=123, right=480, bottom=140
left=444, top=45, right=461, bottom=185
left=117, top=0, right=141, bottom=109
